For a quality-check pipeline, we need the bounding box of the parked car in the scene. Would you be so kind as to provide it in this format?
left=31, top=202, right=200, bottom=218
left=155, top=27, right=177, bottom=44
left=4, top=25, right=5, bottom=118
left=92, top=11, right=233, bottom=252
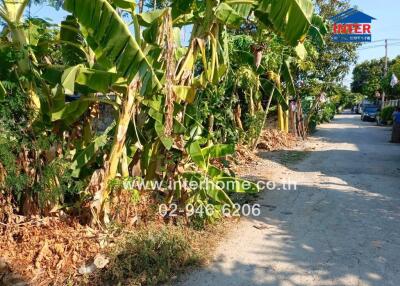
left=361, top=105, right=379, bottom=121
left=358, top=99, right=374, bottom=114
left=352, top=105, right=360, bottom=114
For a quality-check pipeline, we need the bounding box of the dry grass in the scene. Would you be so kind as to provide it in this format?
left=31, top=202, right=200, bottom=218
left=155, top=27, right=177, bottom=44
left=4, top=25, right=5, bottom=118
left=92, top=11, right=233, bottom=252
left=0, top=215, right=232, bottom=286
left=0, top=128, right=297, bottom=286
left=88, top=221, right=231, bottom=286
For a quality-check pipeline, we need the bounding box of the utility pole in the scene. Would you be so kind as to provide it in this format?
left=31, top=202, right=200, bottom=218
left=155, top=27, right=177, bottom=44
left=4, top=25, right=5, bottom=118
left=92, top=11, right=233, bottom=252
left=382, top=39, right=388, bottom=109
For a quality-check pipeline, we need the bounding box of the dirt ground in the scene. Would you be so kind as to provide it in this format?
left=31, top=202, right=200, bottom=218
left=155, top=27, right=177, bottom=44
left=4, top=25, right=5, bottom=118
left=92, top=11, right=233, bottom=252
left=178, top=112, right=400, bottom=286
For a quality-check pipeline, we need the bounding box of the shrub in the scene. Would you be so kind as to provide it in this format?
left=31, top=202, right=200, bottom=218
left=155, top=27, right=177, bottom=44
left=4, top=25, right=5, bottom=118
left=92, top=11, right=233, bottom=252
left=98, top=225, right=201, bottom=285
left=320, top=102, right=336, bottom=123
left=380, top=106, right=396, bottom=124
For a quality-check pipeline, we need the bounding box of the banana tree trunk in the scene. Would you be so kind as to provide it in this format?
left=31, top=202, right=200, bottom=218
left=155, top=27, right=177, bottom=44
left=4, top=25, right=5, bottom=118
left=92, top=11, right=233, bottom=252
left=248, top=89, right=255, bottom=117
left=91, top=83, right=137, bottom=224
left=277, top=103, right=284, bottom=131
left=9, top=24, right=29, bottom=73
left=234, top=105, right=244, bottom=130
left=251, top=84, right=276, bottom=150
left=9, top=24, right=41, bottom=112
left=207, top=114, right=214, bottom=146
left=283, top=95, right=289, bottom=133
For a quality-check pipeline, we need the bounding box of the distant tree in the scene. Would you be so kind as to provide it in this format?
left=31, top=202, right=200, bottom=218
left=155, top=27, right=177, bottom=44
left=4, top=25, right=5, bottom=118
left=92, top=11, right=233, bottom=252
left=32, top=0, right=63, bottom=9
left=351, top=59, right=385, bottom=98
left=144, top=0, right=170, bottom=10
left=382, top=56, right=400, bottom=98
left=350, top=57, right=400, bottom=99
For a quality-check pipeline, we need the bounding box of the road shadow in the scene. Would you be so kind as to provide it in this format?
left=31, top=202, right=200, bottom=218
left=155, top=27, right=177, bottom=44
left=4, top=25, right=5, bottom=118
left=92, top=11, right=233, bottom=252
left=179, top=182, right=400, bottom=285
left=178, top=113, right=400, bottom=286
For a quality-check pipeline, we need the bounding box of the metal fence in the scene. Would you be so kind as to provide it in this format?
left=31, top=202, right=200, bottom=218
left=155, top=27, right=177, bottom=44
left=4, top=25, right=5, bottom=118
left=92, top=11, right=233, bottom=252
left=386, top=99, right=400, bottom=107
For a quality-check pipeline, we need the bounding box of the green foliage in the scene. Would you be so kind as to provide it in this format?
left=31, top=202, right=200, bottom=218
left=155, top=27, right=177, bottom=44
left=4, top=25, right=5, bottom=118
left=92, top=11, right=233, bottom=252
left=0, top=83, right=30, bottom=130
left=329, top=85, right=360, bottom=110
left=0, top=130, right=28, bottom=198
left=244, top=110, right=265, bottom=144
left=194, top=84, right=239, bottom=144
left=320, top=102, right=336, bottom=122
left=63, top=0, right=161, bottom=93
left=351, top=58, right=385, bottom=98
left=100, top=225, right=200, bottom=285
left=184, top=140, right=259, bottom=216
left=0, top=118, right=83, bottom=209
left=256, top=0, right=314, bottom=46
left=0, top=0, right=338, bottom=227
left=353, top=55, right=400, bottom=100
left=380, top=106, right=396, bottom=123
left=301, top=82, right=342, bottom=132
left=381, top=56, right=400, bottom=98
left=60, top=15, right=87, bottom=65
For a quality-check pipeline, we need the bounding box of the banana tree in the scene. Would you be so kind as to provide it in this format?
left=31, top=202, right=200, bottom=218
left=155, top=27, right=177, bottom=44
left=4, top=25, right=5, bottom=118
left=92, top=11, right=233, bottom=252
left=0, top=0, right=30, bottom=72
left=59, top=0, right=322, bottom=224
left=0, top=0, right=43, bottom=111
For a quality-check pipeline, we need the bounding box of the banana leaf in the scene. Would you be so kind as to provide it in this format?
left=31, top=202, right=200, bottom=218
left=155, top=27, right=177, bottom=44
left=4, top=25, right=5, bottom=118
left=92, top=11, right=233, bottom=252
left=295, top=43, right=307, bottom=60
left=260, top=78, right=289, bottom=111
left=51, top=97, right=90, bottom=124
left=308, top=14, right=328, bottom=46
left=282, top=60, right=296, bottom=96
left=137, top=9, right=167, bottom=26
left=173, top=85, right=196, bottom=103
left=71, top=122, right=116, bottom=178
left=183, top=172, right=234, bottom=206
left=64, top=0, right=161, bottom=96
left=215, top=3, right=245, bottom=27
left=207, top=165, right=259, bottom=193
left=45, top=65, right=123, bottom=94
left=155, top=122, right=173, bottom=150
left=256, top=0, right=314, bottom=46
left=61, top=65, right=80, bottom=95
left=171, top=0, right=195, bottom=20
left=112, top=0, right=135, bottom=10
left=187, top=140, right=207, bottom=170
left=205, top=179, right=234, bottom=205
left=215, top=177, right=259, bottom=193
left=60, top=15, right=88, bottom=66
left=0, top=81, right=6, bottom=100
left=202, top=144, right=235, bottom=160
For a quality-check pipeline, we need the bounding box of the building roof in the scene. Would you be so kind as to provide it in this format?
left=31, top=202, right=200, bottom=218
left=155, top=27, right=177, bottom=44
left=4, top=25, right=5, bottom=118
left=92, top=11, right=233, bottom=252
left=330, top=8, right=376, bottom=24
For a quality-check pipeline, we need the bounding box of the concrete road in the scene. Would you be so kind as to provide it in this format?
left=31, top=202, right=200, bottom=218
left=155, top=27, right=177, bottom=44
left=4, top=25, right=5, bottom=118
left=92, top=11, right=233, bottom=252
left=178, top=113, right=400, bottom=286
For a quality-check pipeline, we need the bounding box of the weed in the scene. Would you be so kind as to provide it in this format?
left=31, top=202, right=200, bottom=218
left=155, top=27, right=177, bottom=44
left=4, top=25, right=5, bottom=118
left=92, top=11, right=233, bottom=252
left=97, top=225, right=202, bottom=285
left=280, top=151, right=310, bottom=165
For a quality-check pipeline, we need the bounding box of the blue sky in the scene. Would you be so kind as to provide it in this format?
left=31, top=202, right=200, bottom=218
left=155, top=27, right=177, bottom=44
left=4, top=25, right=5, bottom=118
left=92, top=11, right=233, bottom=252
left=342, top=0, right=400, bottom=86
left=29, top=0, right=400, bottom=88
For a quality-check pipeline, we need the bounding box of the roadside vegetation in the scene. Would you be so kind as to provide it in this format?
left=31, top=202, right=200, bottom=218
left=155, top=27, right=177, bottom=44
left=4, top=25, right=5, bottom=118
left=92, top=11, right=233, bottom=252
left=351, top=55, right=400, bottom=125
left=0, top=0, right=359, bottom=284
left=352, top=56, right=400, bottom=100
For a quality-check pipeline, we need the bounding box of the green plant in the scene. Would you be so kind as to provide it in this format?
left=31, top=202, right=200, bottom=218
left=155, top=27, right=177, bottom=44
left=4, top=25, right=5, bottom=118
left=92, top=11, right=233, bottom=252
left=59, top=0, right=320, bottom=225
left=99, top=225, right=201, bottom=285
left=0, top=0, right=332, bottom=226
left=380, top=106, right=396, bottom=124
left=320, top=102, right=336, bottom=122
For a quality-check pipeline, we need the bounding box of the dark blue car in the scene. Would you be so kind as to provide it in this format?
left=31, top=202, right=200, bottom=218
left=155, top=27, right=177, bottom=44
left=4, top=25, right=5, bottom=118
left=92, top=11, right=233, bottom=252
left=361, top=106, right=379, bottom=122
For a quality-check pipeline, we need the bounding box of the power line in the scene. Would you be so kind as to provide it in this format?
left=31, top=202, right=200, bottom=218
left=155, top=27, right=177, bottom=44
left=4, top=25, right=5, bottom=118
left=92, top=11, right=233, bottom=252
left=358, top=44, right=400, bottom=51
left=358, top=44, right=385, bottom=50
left=360, top=39, right=400, bottom=45
left=357, top=41, right=400, bottom=50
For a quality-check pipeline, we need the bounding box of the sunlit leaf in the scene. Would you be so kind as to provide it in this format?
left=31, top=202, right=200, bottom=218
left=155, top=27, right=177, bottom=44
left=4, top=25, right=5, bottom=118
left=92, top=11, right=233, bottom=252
left=256, top=0, right=314, bottom=45
left=187, top=140, right=207, bottom=170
